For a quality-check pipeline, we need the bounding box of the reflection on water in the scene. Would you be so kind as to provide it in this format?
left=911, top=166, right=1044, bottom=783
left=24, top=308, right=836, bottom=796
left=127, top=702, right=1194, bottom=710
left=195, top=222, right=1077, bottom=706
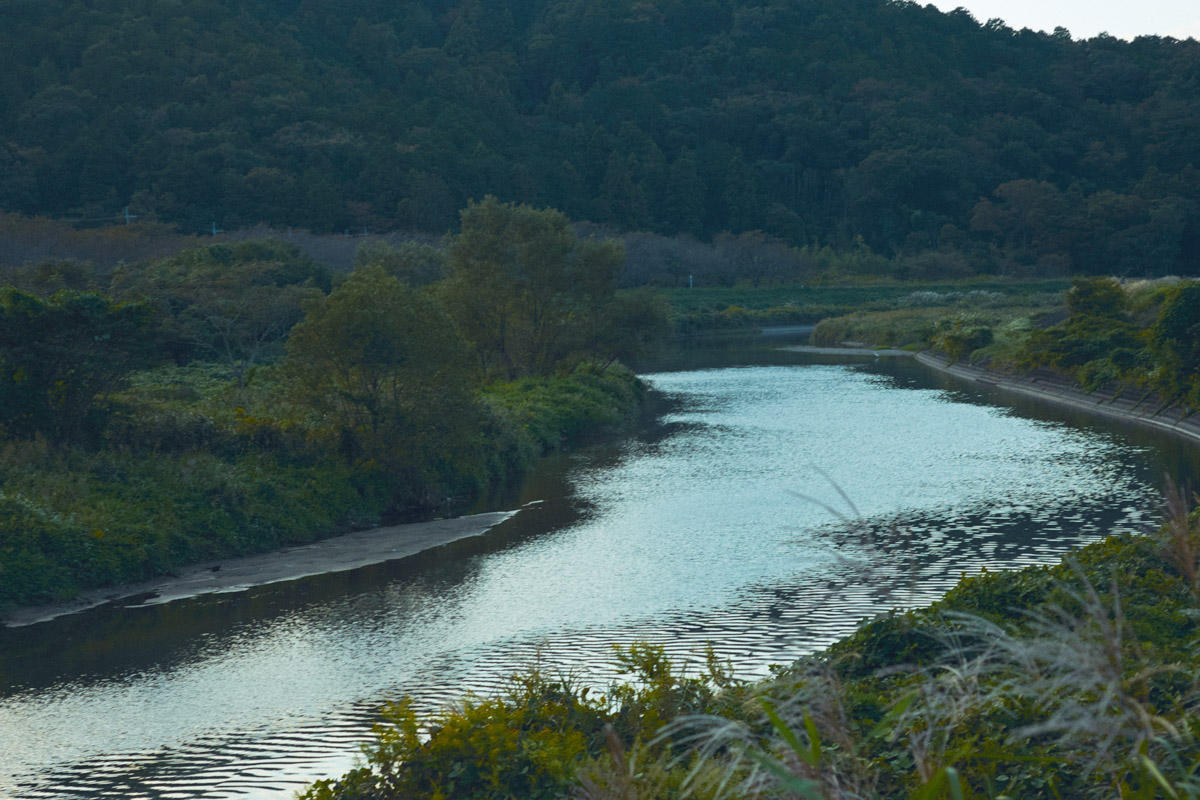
left=0, top=344, right=1192, bottom=800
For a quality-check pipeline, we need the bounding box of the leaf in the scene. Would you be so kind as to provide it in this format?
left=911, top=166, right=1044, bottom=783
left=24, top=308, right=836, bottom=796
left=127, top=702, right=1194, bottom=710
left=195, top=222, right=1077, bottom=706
left=1140, top=755, right=1181, bottom=800
left=760, top=697, right=817, bottom=768
left=741, top=747, right=826, bottom=799
left=868, top=691, right=917, bottom=742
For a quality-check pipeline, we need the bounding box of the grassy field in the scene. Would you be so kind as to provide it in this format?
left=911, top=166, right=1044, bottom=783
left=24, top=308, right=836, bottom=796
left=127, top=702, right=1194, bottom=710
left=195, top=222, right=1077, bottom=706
left=663, top=280, right=1070, bottom=335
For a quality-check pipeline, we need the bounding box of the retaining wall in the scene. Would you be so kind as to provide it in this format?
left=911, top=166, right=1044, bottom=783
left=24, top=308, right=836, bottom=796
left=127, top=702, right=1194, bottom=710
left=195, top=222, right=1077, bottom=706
left=915, top=351, right=1200, bottom=446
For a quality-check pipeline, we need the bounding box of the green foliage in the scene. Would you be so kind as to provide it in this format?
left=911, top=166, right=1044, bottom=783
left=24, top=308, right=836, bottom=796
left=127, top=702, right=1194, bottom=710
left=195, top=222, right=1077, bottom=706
left=0, top=439, right=384, bottom=608
left=440, top=197, right=629, bottom=378
left=302, top=506, right=1200, bottom=800
left=591, top=288, right=673, bottom=366
left=355, top=240, right=446, bottom=287
left=810, top=297, right=1056, bottom=355
left=671, top=281, right=1064, bottom=339
left=302, top=643, right=739, bottom=800
left=0, top=288, right=156, bottom=440
left=996, top=277, right=1200, bottom=405
left=4, top=0, right=1200, bottom=278
left=285, top=265, right=482, bottom=505
left=483, top=365, right=644, bottom=452
left=1145, top=282, right=1200, bottom=403
left=307, top=679, right=596, bottom=800
left=1066, top=277, right=1129, bottom=318
left=933, top=321, right=993, bottom=364
left=0, top=255, right=654, bottom=611
left=112, top=239, right=329, bottom=380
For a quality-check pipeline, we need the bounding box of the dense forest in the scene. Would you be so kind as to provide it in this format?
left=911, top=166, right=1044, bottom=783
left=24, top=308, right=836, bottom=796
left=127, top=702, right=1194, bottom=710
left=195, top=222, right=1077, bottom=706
left=3, top=0, right=1200, bottom=277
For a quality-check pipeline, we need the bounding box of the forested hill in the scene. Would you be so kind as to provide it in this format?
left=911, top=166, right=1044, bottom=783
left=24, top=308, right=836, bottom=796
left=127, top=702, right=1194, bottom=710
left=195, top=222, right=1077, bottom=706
left=4, top=0, right=1200, bottom=275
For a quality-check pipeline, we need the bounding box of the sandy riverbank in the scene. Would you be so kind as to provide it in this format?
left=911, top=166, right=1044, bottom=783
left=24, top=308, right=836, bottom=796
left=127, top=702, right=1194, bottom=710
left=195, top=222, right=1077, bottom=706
left=916, top=351, right=1200, bottom=446
left=2, top=509, right=520, bottom=628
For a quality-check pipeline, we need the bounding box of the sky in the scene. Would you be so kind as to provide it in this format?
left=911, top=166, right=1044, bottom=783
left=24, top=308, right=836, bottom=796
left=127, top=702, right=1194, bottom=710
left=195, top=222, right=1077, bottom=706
left=924, top=0, right=1200, bottom=41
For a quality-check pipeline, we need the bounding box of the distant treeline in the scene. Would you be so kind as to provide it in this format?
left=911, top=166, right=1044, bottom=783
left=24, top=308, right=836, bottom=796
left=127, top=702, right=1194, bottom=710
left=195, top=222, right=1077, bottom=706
left=3, top=0, right=1200, bottom=276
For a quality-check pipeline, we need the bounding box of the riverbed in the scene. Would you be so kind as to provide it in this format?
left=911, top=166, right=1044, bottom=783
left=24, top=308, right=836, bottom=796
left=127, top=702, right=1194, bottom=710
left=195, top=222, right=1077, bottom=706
left=1, top=340, right=1194, bottom=799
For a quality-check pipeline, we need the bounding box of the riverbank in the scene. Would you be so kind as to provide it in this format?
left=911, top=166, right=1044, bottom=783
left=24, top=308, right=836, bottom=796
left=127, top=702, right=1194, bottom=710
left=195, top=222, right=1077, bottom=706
left=916, top=350, right=1200, bottom=445
left=0, top=366, right=647, bottom=613
left=1, top=509, right=521, bottom=627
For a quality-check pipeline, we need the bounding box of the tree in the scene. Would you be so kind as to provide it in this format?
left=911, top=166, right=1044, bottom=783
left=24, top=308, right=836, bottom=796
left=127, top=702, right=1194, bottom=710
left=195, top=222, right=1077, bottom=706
left=665, top=149, right=704, bottom=237
left=284, top=266, right=479, bottom=500
left=355, top=239, right=447, bottom=287
left=113, top=240, right=330, bottom=383
left=439, top=197, right=626, bottom=378
left=0, top=289, right=155, bottom=440
left=1147, top=281, right=1200, bottom=403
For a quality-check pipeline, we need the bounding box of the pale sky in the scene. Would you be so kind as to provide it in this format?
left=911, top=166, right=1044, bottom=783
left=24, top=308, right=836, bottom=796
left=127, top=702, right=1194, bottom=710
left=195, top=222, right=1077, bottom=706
left=925, top=0, right=1200, bottom=41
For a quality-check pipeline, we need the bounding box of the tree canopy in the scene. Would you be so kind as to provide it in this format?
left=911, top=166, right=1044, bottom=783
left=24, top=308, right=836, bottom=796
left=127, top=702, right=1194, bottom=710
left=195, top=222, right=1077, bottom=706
left=441, top=197, right=635, bottom=378
left=285, top=265, right=481, bottom=498
left=4, top=0, right=1200, bottom=275
left=0, top=289, right=155, bottom=440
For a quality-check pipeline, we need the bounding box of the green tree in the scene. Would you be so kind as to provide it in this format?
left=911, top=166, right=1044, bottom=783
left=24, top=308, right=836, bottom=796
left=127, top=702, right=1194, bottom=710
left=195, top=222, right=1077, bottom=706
left=440, top=197, right=626, bottom=379
left=113, top=240, right=330, bottom=384
left=665, top=149, right=704, bottom=237
left=285, top=266, right=479, bottom=502
left=355, top=239, right=446, bottom=287
left=0, top=288, right=155, bottom=440
left=1147, top=281, right=1200, bottom=404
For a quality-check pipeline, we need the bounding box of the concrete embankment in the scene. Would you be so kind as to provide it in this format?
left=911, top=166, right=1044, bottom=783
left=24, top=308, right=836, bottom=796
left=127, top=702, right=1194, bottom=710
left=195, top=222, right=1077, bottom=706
left=916, top=351, right=1200, bottom=445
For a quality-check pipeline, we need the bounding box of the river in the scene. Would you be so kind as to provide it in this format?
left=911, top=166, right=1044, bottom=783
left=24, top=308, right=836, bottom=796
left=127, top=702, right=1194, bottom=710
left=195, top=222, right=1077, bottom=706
left=1, top=337, right=1195, bottom=799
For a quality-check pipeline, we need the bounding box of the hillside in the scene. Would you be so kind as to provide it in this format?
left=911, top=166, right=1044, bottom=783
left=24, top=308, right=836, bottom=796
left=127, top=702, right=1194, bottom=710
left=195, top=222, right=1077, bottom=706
left=3, top=0, right=1200, bottom=275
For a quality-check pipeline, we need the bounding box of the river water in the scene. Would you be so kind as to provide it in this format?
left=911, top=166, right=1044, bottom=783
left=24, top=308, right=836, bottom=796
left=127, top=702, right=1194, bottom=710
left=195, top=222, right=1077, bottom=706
left=1, top=339, right=1196, bottom=799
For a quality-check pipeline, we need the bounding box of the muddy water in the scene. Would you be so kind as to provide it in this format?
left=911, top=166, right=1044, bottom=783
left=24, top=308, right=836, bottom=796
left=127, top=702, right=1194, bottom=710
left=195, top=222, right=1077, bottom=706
left=1, top=341, right=1193, bottom=799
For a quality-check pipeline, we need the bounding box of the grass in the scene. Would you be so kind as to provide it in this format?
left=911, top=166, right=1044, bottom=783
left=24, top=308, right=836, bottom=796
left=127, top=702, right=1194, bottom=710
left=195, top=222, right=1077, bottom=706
left=664, top=280, right=1069, bottom=337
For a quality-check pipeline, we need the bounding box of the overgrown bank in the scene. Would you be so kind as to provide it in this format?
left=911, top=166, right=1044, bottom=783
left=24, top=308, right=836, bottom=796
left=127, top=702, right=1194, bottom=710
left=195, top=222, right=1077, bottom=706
left=302, top=503, right=1200, bottom=800
left=0, top=199, right=668, bottom=611
left=813, top=276, right=1200, bottom=420
left=0, top=363, right=645, bottom=611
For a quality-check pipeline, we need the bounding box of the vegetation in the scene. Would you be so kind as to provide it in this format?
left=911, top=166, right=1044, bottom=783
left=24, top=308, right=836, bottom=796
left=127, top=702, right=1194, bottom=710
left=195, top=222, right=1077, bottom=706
left=3, top=0, right=1200, bottom=278
left=440, top=197, right=628, bottom=379
left=813, top=275, right=1200, bottom=420
left=0, top=288, right=156, bottom=440
left=303, top=496, right=1200, bottom=799
left=804, top=283, right=1061, bottom=353
left=672, top=280, right=1068, bottom=337
left=8, top=0, right=1200, bottom=793
left=0, top=200, right=668, bottom=611
left=1010, top=278, right=1200, bottom=405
